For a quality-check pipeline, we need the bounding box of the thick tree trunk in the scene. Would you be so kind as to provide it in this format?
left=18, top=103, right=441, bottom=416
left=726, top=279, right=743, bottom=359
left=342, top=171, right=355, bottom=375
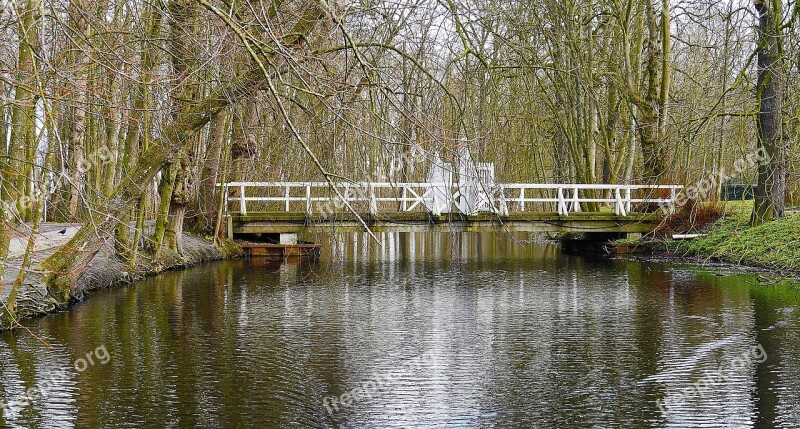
left=623, top=0, right=669, bottom=184
left=151, top=161, right=177, bottom=255
left=66, top=0, right=91, bottom=218
left=196, top=113, right=229, bottom=233
left=1, top=0, right=40, bottom=310
left=165, top=155, right=190, bottom=254
left=640, top=0, right=667, bottom=183
left=151, top=0, right=201, bottom=256
left=0, top=93, right=7, bottom=161
left=3, top=0, right=39, bottom=214
left=229, top=101, right=259, bottom=177
left=751, top=0, right=786, bottom=225
left=0, top=220, right=9, bottom=310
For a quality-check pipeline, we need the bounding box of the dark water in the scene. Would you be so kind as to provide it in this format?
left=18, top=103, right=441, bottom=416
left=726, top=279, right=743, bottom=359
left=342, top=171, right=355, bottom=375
left=1, top=233, right=799, bottom=428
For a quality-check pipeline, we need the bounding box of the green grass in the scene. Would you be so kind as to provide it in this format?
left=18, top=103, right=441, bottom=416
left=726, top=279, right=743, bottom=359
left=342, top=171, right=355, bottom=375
left=678, top=206, right=800, bottom=272
left=716, top=200, right=754, bottom=215
left=613, top=236, right=643, bottom=245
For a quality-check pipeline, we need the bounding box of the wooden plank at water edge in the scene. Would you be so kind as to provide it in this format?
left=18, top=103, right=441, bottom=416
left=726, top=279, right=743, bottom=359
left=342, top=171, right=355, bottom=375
left=240, top=243, right=322, bottom=259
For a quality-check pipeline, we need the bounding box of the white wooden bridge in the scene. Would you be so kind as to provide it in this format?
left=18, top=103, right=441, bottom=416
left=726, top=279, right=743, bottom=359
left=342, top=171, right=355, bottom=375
left=219, top=181, right=683, bottom=237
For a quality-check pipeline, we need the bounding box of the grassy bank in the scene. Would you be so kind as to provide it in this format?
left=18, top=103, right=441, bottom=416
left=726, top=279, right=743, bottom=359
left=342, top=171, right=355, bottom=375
left=674, top=202, right=800, bottom=273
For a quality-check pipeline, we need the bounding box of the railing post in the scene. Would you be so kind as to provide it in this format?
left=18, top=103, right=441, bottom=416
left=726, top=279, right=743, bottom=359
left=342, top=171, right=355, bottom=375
left=498, top=189, right=509, bottom=216
left=571, top=187, right=581, bottom=213
left=402, top=186, right=408, bottom=212
left=239, top=184, right=247, bottom=215
left=369, top=184, right=378, bottom=215
left=615, top=188, right=627, bottom=217
left=625, top=188, right=632, bottom=213
left=431, top=184, right=442, bottom=216
left=557, top=187, right=568, bottom=216
left=670, top=187, right=677, bottom=214
left=284, top=186, right=290, bottom=212
left=306, top=185, right=312, bottom=215
left=223, top=184, right=229, bottom=215
left=518, top=188, right=525, bottom=211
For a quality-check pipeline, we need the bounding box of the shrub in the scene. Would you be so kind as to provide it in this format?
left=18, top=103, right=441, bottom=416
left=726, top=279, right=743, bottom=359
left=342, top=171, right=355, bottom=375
left=655, top=199, right=727, bottom=237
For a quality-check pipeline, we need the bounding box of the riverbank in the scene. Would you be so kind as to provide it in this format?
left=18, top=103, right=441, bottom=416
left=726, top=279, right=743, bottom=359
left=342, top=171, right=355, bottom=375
left=622, top=202, right=800, bottom=275
left=1, top=225, right=243, bottom=331
left=674, top=210, right=800, bottom=273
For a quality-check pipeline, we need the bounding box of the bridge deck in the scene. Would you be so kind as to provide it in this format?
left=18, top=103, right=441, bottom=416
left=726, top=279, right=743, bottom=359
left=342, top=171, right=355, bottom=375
left=228, top=211, right=662, bottom=235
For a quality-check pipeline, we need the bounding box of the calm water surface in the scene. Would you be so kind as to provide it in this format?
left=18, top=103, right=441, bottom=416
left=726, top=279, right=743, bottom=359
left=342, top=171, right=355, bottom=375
left=1, top=233, right=799, bottom=428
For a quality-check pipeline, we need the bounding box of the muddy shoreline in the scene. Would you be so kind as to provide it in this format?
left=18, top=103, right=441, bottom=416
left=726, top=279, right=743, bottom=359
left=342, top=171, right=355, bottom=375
left=1, top=233, right=243, bottom=332
left=613, top=242, right=800, bottom=279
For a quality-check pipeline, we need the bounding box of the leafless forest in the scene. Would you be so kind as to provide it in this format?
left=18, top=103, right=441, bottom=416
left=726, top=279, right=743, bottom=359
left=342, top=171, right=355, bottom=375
left=0, top=0, right=798, bottom=322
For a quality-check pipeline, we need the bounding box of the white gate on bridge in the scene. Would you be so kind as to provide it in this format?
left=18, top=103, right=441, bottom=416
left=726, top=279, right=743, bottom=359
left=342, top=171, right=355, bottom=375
left=424, top=153, right=454, bottom=215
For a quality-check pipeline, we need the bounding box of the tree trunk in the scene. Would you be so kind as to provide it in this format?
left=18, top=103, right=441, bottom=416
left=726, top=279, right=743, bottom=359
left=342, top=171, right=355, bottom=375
left=165, top=156, right=189, bottom=254
left=151, top=0, right=201, bottom=256
left=1, top=0, right=40, bottom=299
left=151, top=161, right=177, bottom=255
left=196, top=112, right=229, bottom=233
left=66, top=0, right=91, bottom=218
left=622, top=0, right=669, bottom=184
left=116, top=0, right=164, bottom=261
left=751, top=0, right=786, bottom=225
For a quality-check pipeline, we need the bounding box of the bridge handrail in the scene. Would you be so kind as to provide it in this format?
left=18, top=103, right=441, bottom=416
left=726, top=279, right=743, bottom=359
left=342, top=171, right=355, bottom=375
left=220, top=182, right=451, bottom=187
left=499, top=184, right=682, bottom=190
left=219, top=182, right=682, bottom=189
left=217, top=182, right=684, bottom=217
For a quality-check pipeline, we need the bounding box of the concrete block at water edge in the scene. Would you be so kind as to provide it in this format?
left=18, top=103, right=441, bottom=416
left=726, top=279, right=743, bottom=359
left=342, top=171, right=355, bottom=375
left=280, top=233, right=298, bottom=245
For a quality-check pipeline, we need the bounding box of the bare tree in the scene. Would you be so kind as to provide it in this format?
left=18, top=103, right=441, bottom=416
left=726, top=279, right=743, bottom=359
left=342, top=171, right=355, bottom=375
left=751, top=0, right=787, bottom=225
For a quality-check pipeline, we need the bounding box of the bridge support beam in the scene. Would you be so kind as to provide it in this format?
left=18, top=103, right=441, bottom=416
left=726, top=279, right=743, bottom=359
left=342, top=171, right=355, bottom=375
left=226, top=212, right=661, bottom=237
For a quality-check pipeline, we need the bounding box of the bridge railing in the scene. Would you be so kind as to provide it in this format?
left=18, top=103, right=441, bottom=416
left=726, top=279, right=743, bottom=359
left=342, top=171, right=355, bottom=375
left=497, top=184, right=684, bottom=216
left=218, top=182, right=684, bottom=217
left=219, top=182, right=457, bottom=217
